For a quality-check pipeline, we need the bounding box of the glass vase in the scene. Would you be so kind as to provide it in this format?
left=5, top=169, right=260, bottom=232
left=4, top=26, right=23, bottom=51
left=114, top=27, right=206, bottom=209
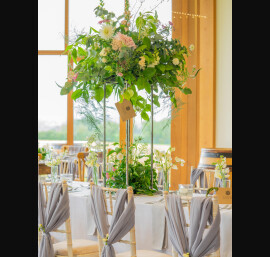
left=51, top=166, right=58, bottom=183
left=93, top=165, right=98, bottom=185
left=163, top=169, right=170, bottom=192
left=221, top=178, right=230, bottom=188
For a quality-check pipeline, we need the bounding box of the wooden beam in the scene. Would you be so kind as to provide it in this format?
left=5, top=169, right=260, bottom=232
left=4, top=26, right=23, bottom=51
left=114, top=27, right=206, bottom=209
left=171, top=0, right=216, bottom=190
left=38, top=50, right=66, bottom=55
left=171, top=0, right=189, bottom=189
left=197, top=0, right=215, bottom=153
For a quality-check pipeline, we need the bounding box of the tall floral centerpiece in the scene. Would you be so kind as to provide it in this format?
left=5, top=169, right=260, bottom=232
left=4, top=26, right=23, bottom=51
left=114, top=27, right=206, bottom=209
left=58, top=0, right=199, bottom=121
left=154, top=147, right=185, bottom=192
left=213, top=155, right=230, bottom=188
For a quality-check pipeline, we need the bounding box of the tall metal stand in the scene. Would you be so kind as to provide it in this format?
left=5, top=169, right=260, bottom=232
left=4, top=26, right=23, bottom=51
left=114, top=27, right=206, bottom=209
left=103, top=84, right=106, bottom=187
left=126, top=119, right=130, bottom=187
left=150, top=85, right=154, bottom=189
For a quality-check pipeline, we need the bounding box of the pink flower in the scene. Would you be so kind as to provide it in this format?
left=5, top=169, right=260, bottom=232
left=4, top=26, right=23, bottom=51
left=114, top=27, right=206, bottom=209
left=111, top=32, right=137, bottom=51
left=112, top=177, right=115, bottom=181
left=112, top=167, right=116, bottom=172
left=72, top=73, right=78, bottom=81
left=117, top=72, right=123, bottom=77
left=98, top=19, right=111, bottom=24
left=106, top=173, right=110, bottom=180
left=169, top=21, right=174, bottom=26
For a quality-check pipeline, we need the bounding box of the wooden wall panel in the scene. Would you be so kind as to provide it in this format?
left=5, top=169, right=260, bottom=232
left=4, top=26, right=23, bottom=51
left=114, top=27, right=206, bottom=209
left=171, top=0, right=216, bottom=190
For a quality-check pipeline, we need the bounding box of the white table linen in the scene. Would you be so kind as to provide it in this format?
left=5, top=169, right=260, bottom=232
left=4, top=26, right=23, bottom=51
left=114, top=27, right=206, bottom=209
left=51, top=182, right=232, bottom=257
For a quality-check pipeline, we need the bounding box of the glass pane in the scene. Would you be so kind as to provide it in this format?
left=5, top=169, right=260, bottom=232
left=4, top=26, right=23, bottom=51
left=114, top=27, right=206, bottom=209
left=133, top=89, right=171, bottom=152
left=69, top=0, right=100, bottom=41
left=130, top=0, right=172, bottom=25
left=38, top=55, right=68, bottom=148
left=74, top=92, right=120, bottom=146
left=38, top=0, right=65, bottom=50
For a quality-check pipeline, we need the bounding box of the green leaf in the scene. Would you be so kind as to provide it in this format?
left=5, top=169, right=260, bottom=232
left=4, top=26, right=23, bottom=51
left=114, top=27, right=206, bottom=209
left=143, top=68, right=156, bottom=79
left=105, top=85, right=113, bottom=98
left=72, top=48, right=77, bottom=64
left=71, top=89, right=83, bottom=100
left=156, top=64, right=166, bottom=72
left=135, top=45, right=147, bottom=52
left=143, top=37, right=151, bottom=49
left=78, top=47, right=87, bottom=57
left=141, top=111, right=149, bottom=121
left=94, top=87, right=104, bottom=102
left=153, top=94, right=160, bottom=107
left=206, top=187, right=219, bottom=197
left=60, top=81, right=74, bottom=95
left=180, top=87, right=192, bottom=95
left=145, top=104, right=151, bottom=112
left=136, top=77, right=150, bottom=91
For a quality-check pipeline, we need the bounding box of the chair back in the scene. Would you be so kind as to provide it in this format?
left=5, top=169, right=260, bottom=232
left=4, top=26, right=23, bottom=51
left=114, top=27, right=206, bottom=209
left=90, top=182, right=136, bottom=257
left=60, top=159, right=69, bottom=174
left=39, top=180, right=73, bottom=257
left=193, top=168, right=221, bottom=193
left=164, top=192, right=220, bottom=257
left=74, top=152, right=88, bottom=181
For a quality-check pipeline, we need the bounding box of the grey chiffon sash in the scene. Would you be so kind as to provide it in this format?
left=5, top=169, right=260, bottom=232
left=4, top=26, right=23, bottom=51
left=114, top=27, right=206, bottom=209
left=190, top=169, right=222, bottom=193
left=90, top=186, right=136, bottom=257
left=38, top=183, right=70, bottom=257
left=165, top=195, right=220, bottom=257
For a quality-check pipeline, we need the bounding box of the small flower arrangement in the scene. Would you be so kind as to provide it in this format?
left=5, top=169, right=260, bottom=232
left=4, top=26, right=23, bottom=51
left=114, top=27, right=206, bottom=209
left=58, top=0, right=200, bottom=121
left=38, top=143, right=52, bottom=160
left=105, top=137, right=158, bottom=195
left=45, top=157, right=61, bottom=167
left=153, top=147, right=185, bottom=191
left=85, top=133, right=102, bottom=184
left=212, top=155, right=230, bottom=187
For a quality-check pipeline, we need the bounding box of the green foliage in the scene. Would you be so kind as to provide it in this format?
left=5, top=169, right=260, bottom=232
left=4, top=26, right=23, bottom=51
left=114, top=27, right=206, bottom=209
left=206, top=187, right=219, bottom=197
left=105, top=137, right=158, bottom=195
left=57, top=5, right=200, bottom=121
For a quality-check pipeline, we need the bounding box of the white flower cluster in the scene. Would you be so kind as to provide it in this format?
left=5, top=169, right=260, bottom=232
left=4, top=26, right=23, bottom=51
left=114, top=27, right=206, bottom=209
left=153, top=147, right=185, bottom=173
left=214, top=156, right=230, bottom=180
left=85, top=151, right=99, bottom=168
left=45, top=157, right=61, bottom=167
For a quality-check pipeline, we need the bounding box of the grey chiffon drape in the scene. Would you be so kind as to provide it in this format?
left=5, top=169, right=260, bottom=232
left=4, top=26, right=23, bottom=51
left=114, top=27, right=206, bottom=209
left=38, top=183, right=70, bottom=257
left=190, top=169, right=222, bottom=193
left=90, top=185, right=136, bottom=257
left=165, top=195, right=220, bottom=257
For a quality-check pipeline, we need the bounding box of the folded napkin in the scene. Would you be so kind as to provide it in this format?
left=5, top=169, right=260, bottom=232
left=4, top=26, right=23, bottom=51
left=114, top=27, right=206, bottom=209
left=152, top=203, right=168, bottom=251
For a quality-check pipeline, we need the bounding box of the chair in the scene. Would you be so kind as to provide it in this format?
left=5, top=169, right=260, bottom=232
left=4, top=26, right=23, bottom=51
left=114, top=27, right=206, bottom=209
left=60, top=160, right=69, bottom=174
left=90, top=182, right=171, bottom=257
left=74, top=152, right=88, bottom=181
left=192, top=167, right=231, bottom=194
left=164, top=192, right=220, bottom=257
left=39, top=181, right=100, bottom=257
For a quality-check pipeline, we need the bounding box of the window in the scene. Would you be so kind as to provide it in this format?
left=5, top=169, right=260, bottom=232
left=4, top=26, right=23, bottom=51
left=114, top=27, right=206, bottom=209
left=38, top=56, right=68, bottom=147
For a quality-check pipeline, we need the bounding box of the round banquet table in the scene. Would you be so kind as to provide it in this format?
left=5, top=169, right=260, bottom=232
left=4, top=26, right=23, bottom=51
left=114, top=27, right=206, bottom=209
left=51, top=182, right=232, bottom=257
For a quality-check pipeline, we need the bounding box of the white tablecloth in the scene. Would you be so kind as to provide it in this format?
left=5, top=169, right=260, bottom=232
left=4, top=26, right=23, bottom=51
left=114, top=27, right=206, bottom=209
left=51, top=182, right=232, bottom=257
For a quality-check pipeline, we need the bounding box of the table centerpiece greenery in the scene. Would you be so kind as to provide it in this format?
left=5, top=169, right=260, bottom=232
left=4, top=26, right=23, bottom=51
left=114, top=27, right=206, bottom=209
left=105, top=137, right=158, bottom=195
left=58, top=0, right=200, bottom=121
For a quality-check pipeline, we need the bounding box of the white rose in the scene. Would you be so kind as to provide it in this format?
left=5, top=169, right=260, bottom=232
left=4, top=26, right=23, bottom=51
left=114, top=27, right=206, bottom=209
left=102, top=58, right=107, bottom=63
left=117, top=153, right=124, bottom=161
left=172, top=58, right=180, bottom=65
